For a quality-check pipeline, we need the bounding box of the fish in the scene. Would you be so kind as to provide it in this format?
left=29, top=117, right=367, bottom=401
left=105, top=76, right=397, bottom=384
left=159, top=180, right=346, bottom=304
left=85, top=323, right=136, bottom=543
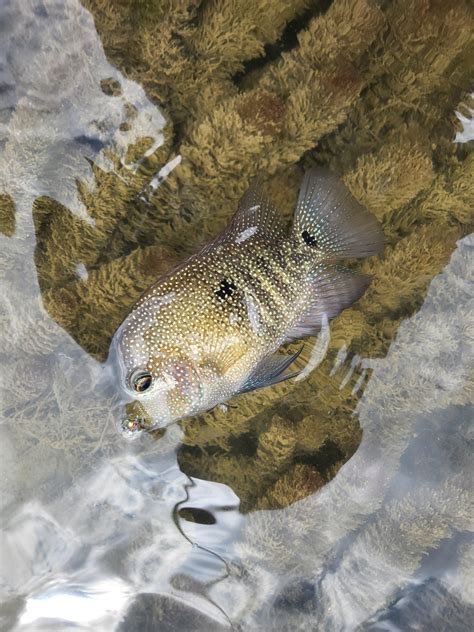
left=110, top=168, right=384, bottom=431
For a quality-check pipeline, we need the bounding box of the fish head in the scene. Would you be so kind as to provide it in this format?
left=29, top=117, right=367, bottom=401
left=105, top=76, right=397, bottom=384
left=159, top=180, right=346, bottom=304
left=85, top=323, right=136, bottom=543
left=110, top=299, right=204, bottom=431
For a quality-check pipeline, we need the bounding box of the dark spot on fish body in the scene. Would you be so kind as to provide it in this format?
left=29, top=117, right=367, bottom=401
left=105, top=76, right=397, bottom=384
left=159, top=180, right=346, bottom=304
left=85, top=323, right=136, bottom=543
left=215, top=278, right=237, bottom=301
left=302, top=230, right=318, bottom=247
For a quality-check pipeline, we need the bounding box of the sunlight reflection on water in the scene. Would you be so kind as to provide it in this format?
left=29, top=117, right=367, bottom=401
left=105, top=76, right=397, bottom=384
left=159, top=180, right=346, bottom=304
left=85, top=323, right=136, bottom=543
left=8, top=452, right=241, bottom=630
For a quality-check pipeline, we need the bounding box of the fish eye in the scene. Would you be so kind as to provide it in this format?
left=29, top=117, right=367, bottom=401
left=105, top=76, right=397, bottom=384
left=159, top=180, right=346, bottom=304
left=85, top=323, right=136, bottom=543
left=129, top=370, right=153, bottom=393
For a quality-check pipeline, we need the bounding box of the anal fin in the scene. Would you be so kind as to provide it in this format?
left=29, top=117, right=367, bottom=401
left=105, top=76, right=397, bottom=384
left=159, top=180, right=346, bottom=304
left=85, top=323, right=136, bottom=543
left=285, top=265, right=370, bottom=342
left=238, top=348, right=302, bottom=395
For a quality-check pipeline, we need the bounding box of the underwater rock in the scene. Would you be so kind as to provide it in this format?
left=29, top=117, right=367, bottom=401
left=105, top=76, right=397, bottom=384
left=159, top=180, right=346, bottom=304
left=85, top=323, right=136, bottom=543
left=359, top=577, right=474, bottom=631
left=117, top=592, right=230, bottom=632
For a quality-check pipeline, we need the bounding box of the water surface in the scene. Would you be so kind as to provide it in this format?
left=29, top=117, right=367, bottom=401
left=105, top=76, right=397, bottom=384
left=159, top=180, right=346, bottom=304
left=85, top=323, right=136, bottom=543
left=0, top=1, right=472, bottom=630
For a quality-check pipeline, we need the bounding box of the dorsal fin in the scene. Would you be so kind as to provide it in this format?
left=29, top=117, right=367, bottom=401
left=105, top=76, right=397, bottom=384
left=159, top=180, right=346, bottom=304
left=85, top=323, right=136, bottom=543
left=162, top=178, right=285, bottom=278
left=227, top=177, right=285, bottom=238
left=204, top=178, right=285, bottom=253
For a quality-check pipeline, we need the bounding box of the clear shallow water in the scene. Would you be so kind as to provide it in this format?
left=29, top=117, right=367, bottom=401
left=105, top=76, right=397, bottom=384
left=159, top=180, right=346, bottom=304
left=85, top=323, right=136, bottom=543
left=0, top=1, right=473, bottom=631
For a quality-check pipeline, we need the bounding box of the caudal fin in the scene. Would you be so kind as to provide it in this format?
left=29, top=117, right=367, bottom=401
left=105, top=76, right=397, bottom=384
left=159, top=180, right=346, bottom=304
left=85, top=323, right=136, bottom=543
left=293, top=168, right=384, bottom=260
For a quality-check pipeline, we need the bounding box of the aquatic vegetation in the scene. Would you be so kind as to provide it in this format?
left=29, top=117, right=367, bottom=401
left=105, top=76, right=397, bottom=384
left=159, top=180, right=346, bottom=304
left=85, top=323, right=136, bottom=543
left=0, top=194, right=15, bottom=237
left=1, top=0, right=473, bottom=628
left=16, top=0, right=470, bottom=514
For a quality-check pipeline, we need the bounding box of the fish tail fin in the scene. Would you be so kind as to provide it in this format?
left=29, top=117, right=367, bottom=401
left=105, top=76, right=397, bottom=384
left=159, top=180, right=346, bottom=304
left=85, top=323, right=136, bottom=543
left=292, top=168, right=384, bottom=260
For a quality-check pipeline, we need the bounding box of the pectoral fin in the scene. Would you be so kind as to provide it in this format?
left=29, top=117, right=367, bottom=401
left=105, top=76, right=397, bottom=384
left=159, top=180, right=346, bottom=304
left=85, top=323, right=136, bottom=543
left=238, top=348, right=302, bottom=395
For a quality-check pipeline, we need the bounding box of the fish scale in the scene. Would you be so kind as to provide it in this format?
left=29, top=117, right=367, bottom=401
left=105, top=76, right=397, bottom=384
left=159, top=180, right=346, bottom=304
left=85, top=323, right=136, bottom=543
left=111, top=168, right=384, bottom=430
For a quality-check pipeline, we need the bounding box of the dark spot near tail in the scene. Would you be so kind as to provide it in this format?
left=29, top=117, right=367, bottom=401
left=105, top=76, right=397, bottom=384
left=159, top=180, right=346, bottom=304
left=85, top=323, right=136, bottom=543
left=302, top=230, right=318, bottom=247
left=215, top=278, right=237, bottom=301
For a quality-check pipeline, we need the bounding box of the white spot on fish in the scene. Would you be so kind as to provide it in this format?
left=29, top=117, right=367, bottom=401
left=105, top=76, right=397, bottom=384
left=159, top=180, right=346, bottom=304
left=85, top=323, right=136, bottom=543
left=229, top=313, right=239, bottom=325
left=245, top=292, right=262, bottom=334
left=236, top=225, right=257, bottom=244
left=141, top=292, right=176, bottom=311
left=188, top=344, right=201, bottom=362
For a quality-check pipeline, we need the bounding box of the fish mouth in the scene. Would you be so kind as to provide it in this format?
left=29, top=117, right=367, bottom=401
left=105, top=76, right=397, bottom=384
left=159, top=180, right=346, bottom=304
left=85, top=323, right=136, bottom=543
left=119, top=415, right=170, bottom=438
left=119, top=401, right=161, bottom=437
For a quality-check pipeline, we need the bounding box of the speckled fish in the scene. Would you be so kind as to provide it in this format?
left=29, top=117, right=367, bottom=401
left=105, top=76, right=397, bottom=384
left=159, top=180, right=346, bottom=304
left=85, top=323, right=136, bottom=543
left=111, top=168, right=384, bottom=431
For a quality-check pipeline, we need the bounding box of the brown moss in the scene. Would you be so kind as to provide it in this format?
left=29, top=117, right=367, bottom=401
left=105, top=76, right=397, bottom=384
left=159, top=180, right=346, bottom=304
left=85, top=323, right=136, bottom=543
left=316, top=0, right=474, bottom=170
left=0, top=194, right=15, bottom=237
left=344, top=135, right=436, bottom=223
left=100, top=77, right=122, bottom=97
left=256, top=415, right=297, bottom=471
left=27, top=0, right=474, bottom=513
left=258, top=463, right=326, bottom=510
left=84, top=0, right=312, bottom=126
left=236, top=92, right=287, bottom=135
left=360, top=221, right=463, bottom=319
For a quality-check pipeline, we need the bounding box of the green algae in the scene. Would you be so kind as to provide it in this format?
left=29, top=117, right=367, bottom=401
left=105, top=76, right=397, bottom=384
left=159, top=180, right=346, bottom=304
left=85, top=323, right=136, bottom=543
left=14, top=0, right=473, bottom=516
